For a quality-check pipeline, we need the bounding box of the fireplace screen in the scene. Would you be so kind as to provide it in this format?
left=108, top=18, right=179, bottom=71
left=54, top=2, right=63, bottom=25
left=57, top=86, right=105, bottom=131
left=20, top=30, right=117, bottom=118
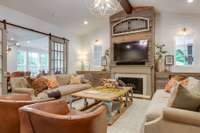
left=118, top=77, right=143, bottom=94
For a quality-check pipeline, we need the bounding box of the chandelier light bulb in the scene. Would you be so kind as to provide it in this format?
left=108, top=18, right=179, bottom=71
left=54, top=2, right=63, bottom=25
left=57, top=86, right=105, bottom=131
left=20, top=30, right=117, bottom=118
left=85, top=0, right=121, bottom=16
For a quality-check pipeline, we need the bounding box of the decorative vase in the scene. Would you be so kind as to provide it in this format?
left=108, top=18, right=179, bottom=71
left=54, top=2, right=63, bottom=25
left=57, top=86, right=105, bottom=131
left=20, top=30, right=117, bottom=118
left=157, top=58, right=165, bottom=72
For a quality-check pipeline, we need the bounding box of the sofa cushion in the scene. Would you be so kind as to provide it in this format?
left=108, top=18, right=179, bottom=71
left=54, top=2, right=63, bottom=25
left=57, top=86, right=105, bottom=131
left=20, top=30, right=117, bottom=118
left=145, top=90, right=171, bottom=122
left=54, top=84, right=91, bottom=95
left=56, top=74, right=71, bottom=86
left=37, top=84, right=91, bottom=99
left=10, top=77, right=30, bottom=88
left=70, top=75, right=82, bottom=84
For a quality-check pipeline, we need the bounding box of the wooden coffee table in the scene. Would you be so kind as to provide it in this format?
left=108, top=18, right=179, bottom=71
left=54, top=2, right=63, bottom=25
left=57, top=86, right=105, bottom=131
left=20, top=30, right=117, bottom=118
left=69, top=86, right=133, bottom=125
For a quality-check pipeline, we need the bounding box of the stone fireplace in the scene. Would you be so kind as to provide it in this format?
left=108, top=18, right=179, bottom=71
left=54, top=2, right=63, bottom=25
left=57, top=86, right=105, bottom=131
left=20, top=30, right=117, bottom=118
left=111, top=65, right=153, bottom=98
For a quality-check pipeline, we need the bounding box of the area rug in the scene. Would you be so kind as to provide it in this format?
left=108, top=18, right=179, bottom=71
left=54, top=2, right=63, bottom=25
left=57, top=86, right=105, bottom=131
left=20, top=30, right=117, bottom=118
left=71, top=98, right=150, bottom=133
left=108, top=99, right=150, bottom=133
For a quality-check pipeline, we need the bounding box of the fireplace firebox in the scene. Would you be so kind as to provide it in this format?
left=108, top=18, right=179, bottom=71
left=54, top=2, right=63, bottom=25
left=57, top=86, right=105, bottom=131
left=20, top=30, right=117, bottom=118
left=118, top=77, right=143, bottom=95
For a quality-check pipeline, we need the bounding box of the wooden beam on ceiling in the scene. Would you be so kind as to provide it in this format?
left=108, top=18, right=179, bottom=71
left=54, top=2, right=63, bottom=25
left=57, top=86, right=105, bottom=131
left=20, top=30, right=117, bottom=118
left=118, top=0, right=133, bottom=14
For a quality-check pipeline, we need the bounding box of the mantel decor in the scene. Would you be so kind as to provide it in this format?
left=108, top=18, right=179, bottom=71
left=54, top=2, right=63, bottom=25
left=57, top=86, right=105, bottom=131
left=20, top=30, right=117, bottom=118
left=165, top=55, right=174, bottom=72
left=155, top=44, right=168, bottom=72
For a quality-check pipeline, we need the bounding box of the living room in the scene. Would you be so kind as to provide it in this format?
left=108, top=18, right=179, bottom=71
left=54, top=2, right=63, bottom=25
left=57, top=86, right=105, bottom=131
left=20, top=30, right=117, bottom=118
left=0, top=0, right=200, bottom=133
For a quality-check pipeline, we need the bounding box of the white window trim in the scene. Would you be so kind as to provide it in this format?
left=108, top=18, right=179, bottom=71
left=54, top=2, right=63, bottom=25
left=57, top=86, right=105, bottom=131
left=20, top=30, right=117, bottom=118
left=174, top=35, right=195, bottom=67
left=91, top=44, right=104, bottom=70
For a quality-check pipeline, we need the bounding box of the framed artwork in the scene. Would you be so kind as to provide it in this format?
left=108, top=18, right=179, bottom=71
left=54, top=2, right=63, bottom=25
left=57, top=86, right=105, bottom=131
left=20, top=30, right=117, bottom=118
left=165, top=55, right=174, bottom=66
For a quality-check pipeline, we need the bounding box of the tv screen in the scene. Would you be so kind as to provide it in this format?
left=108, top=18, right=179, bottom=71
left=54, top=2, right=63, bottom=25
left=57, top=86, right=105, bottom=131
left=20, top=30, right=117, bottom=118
left=114, top=40, right=148, bottom=63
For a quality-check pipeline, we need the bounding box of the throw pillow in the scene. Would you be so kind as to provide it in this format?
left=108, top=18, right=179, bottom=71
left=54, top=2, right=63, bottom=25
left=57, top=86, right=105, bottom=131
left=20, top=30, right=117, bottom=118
left=56, top=74, right=71, bottom=86
left=168, top=84, right=200, bottom=111
left=164, top=75, right=187, bottom=93
left=184, top=77, right=200, bottom=96
left=32, top=77, right=49, bottom=96
left=70, top=75, right=82, bottom=84
left=164, top=78, right=178, bottom=93
left=47, top=78, right=59, bottom=89
left=42, top=76, right=59, bottom=89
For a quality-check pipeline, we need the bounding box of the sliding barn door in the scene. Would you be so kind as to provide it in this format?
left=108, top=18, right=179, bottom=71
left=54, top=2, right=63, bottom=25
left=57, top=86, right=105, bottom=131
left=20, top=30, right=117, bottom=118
left=49, top=36, right=68, bottom=74
left=0, top=22, right=7, bottom=95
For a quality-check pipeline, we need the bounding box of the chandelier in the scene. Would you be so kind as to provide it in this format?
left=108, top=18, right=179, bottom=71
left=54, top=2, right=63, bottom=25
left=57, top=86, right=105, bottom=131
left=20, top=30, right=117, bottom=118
left=85, top=0, right=121, bottom=16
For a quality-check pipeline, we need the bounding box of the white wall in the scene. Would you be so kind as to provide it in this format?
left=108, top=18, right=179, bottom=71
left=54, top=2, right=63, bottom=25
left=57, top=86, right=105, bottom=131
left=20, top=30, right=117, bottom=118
left=156, top=12, right=200, bottom=72
left=0, top=5, right=81, bottom=74
left=80, top=12, right=200, bottom=72
left=79, top=24, right=110, bottom=71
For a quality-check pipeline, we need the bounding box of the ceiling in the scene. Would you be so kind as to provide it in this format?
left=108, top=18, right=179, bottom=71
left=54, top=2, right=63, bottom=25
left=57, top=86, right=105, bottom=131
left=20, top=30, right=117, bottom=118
left=0, top=0, right=200, bottom=36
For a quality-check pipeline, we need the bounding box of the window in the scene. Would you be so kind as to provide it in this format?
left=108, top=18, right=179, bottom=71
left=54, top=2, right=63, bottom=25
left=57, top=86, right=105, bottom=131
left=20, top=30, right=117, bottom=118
left=16, top=51, right=49, bottom=76
left=175, top=36, right=194, bottom=65
left=92, top=45, right=103, bottom=67
left=17, top=50, right=26, bottom=71
left=28, top=52, right=40, bottom=76
left=40, top=54, right=49, bottom=73
left=50, top=42, right=65, bottom=74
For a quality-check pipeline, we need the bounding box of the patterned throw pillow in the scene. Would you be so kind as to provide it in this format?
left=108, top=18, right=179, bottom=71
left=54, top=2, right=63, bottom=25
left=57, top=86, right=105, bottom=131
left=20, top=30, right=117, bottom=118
left=164, top=75, right=187, bottom=93
left=32, top=77, right=49, bottom=96
left=42, top=76, right=59, bottom=89
left=47, top=78, right=59, bottom=89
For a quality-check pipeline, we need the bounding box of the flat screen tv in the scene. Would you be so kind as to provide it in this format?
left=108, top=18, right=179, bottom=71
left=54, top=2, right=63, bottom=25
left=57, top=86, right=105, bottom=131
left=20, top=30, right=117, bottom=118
left=114, top=40, right=148, bottom=64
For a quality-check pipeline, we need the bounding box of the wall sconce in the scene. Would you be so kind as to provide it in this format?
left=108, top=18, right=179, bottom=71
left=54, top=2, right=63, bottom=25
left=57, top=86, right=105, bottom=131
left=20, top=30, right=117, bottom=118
left=182, top=28, right=187, bottom=36
left=77, top=50, right=89, bottom=71
left=94, top=39, right=102, bottom=45
left=177, top=27, right=191, bottom=36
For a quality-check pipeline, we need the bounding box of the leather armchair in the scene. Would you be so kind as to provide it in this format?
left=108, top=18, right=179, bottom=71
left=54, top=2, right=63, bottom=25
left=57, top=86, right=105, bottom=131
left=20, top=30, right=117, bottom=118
left=19, top=99, right=107, bottom=133
left=0, top=94, right=51, bottom=133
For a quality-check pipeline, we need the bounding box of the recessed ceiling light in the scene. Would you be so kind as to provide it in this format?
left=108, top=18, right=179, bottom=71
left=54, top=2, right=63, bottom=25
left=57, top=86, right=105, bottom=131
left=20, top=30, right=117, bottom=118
left=126, top=45, right=131, bottom=49
left=16, top=42, right=20, bottom=46
left=84, top=21, right=88, bottom=25
left=10, top=37, right=14, bottom=41
left=26, top=41, right=31, bottom=44
left=187, top=0, right=194, bottom=3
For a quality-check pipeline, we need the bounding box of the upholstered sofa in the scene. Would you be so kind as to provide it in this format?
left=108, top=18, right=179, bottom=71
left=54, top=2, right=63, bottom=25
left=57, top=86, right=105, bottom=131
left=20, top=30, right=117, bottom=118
left=142, top=89, right=200, bottom=133
left=10, top=74, right=91, bottom=99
